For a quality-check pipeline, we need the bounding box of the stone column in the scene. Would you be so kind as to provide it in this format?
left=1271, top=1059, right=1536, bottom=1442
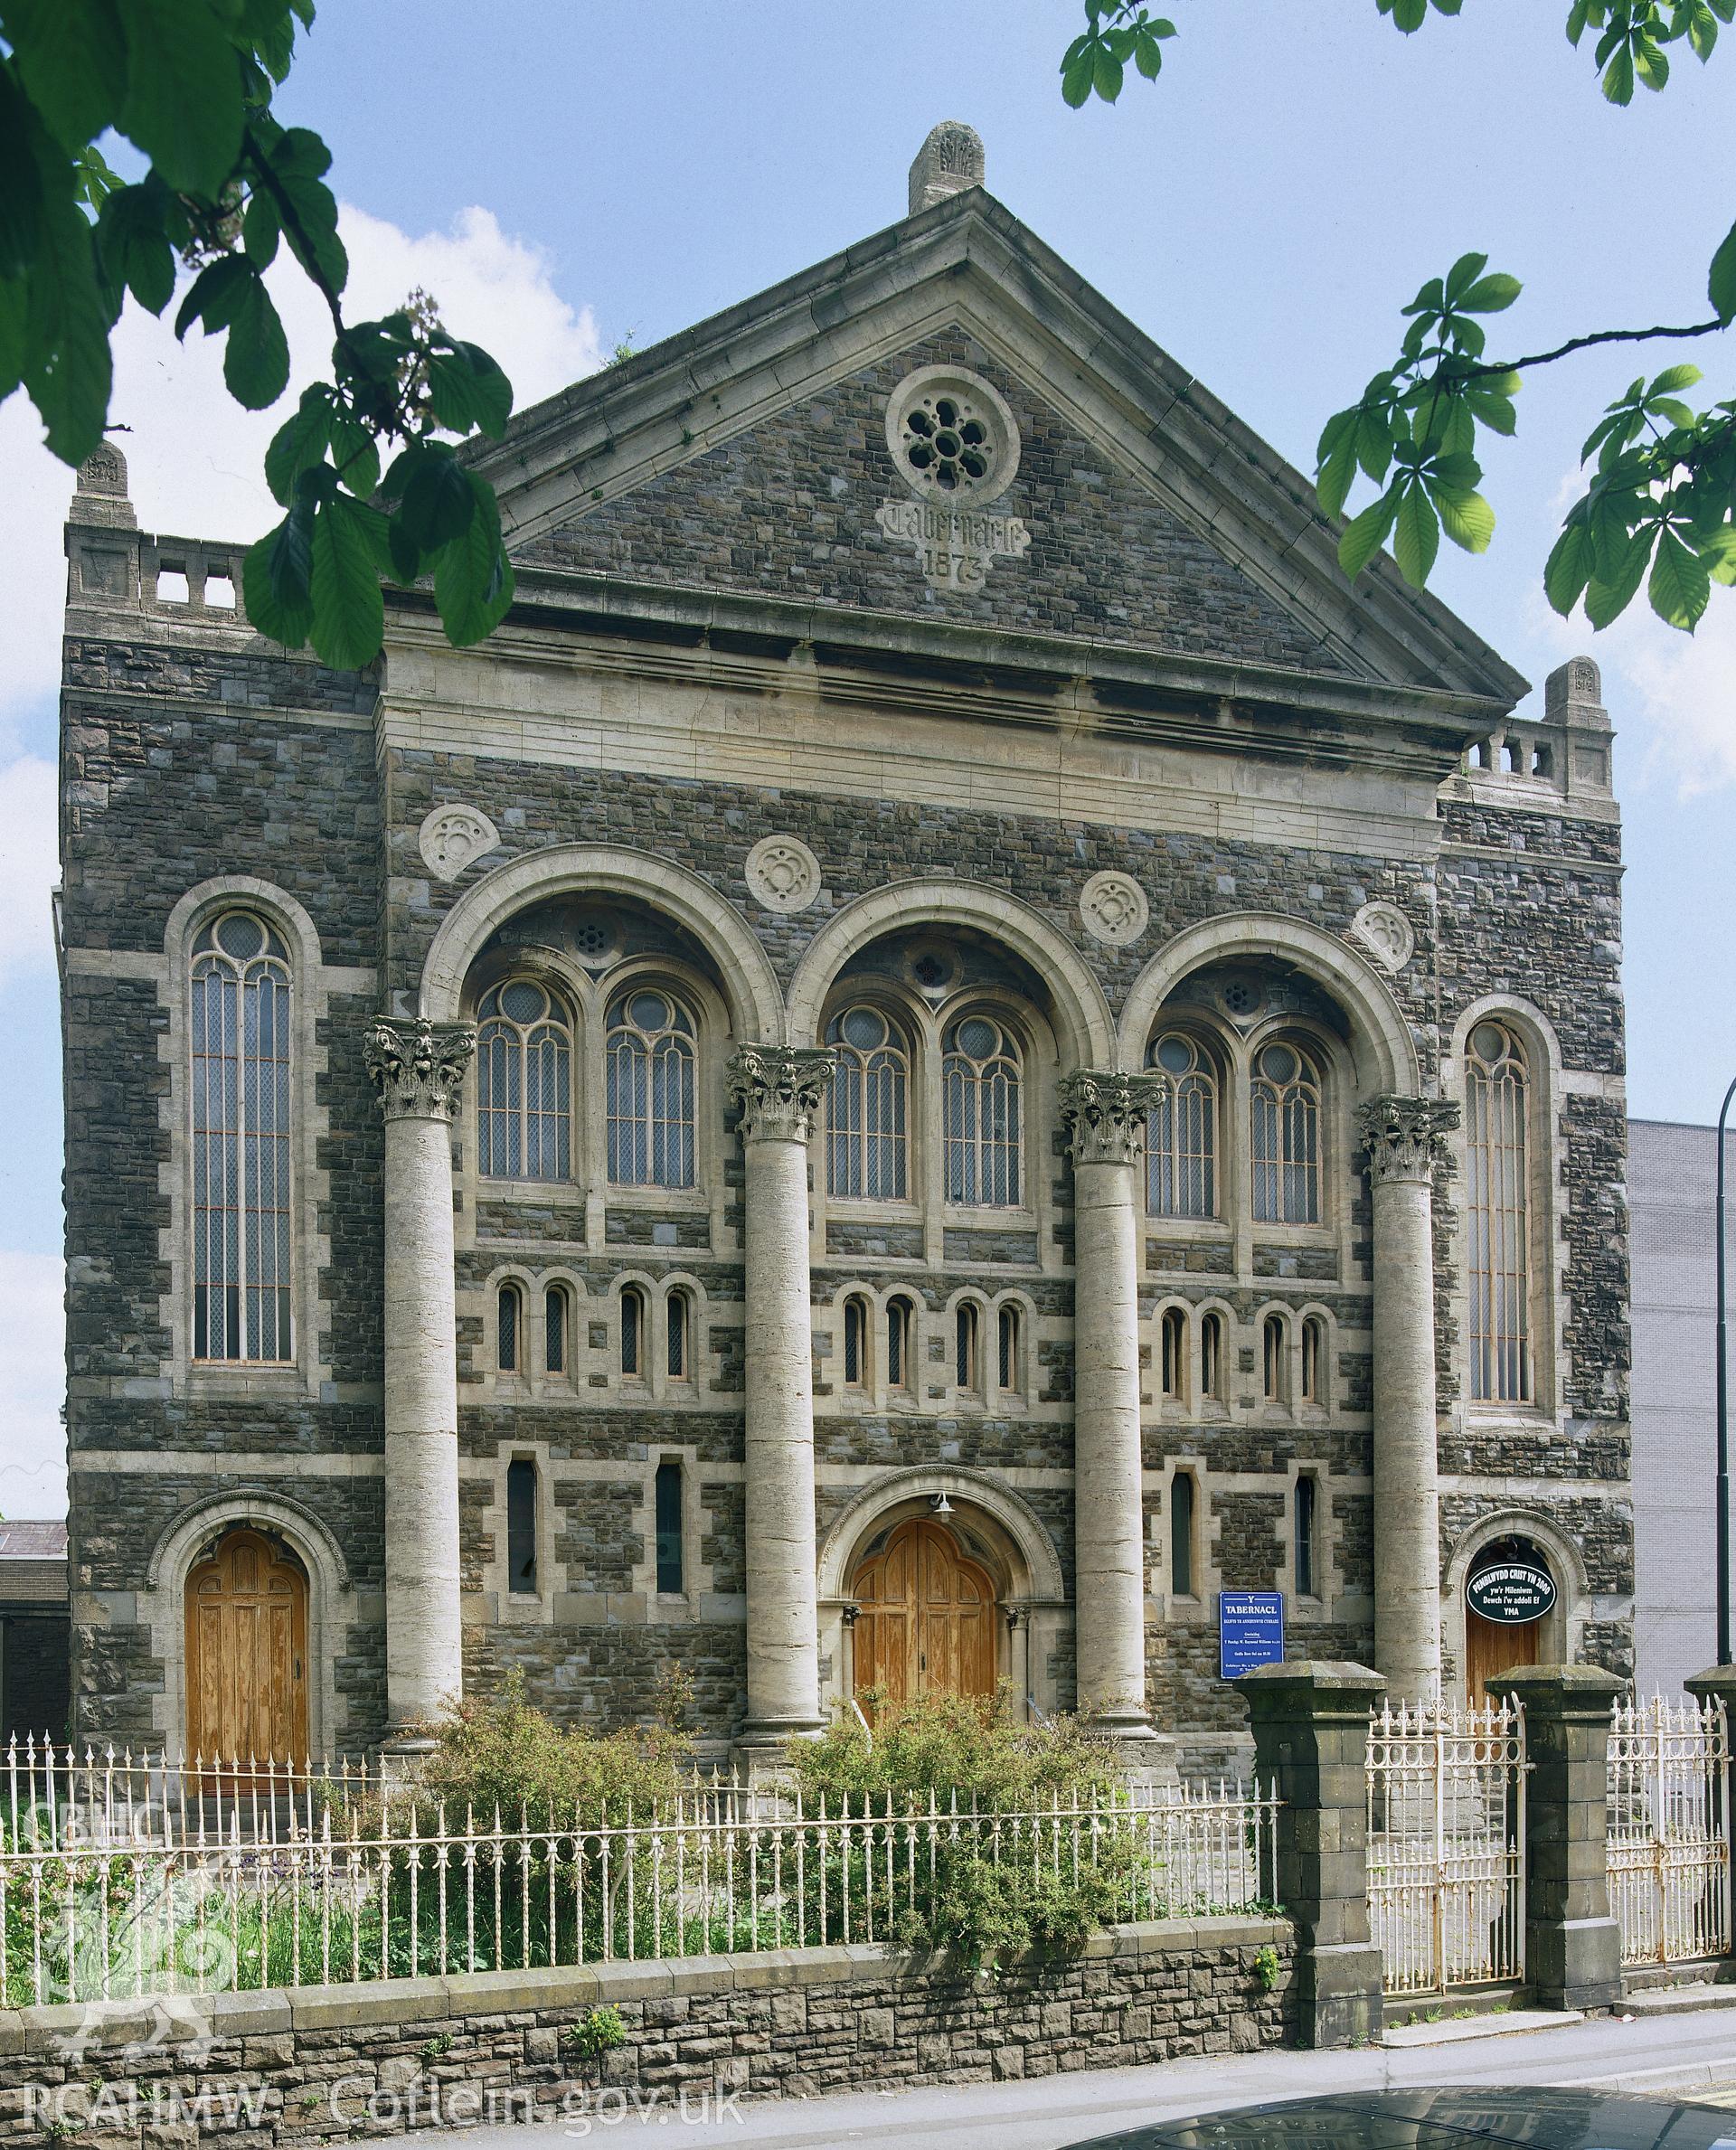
left=1498, top=1664, right=1624, bottom=2011
left=1359, top=1095, right=1459, bottom=1703
left=727, top=1044, right=835, bottom=1751
left=1240, top=1660, right=1387, bottom=2048
left=364, top=1015, right=476, bottom=1742
left=1062, top=1070, right=1164, bottom=1741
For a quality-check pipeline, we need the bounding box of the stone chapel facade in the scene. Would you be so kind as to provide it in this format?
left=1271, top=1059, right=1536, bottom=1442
left=56, top=127, right=1632, bottom=1768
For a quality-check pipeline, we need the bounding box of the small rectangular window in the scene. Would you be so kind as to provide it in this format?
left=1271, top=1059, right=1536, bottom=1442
left=655, top=1459, right=684, bottom=1594
left=506, top=1458, right=537, bottom=1596
left=1170, top=1471, right=1196, bottom=1598
left=498, top=1285, right=520, bottom=1373
left=1295, top=1474, right=1318, bottom=1598
left=620, top=1287, right=643, bottom=1378
left=667, top=1292, right=689, bottom=1381
left=545, top=1287, right=566, bottom=1375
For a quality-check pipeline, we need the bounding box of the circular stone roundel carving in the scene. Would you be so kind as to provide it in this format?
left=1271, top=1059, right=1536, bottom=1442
left=745, top=834, right=822, bottom=914
left=1079, top=870, right=1149, bottom=948
left=1349, top=900, right=1415, bottom=975
left=419, top=804, right=500, bottom=883
left=885, top=366, right=1020, bottom=505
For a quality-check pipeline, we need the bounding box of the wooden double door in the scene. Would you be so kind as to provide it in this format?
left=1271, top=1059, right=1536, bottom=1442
left=851, top=1518, right=998, bottom=1706
left=184, top=1527, right=309, bottom=1764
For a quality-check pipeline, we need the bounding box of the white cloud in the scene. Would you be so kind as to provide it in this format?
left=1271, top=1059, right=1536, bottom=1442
left=0, top=201, right=602, bottom=745
left=0, top=759, right=58, bottom=986
left=0, top=1252, right=67, bottom=1520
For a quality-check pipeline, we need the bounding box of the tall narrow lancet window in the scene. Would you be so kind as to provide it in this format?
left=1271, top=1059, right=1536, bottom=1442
left=1466, top=1020, right=1533, bottom=1404
left=607, top=988, right=696, bottom=1188
left=506, top=1459, right=538, bottom=1596
left=826, top=1006, right=910, bottom=1199
left=886, top=1296, right=914, bottom=1390
left=192, top=910, right=292, bottom=1362
left=1251, top=1040, right=1323, bottom=1224
left=1170, top=1471, right=1197, bottom=1598
left=476, top=979, right=573, bottom=1181
left=1146, top=1033, right=1218, bottom=1218
left=943, top=1015, right=1022, bottom=1207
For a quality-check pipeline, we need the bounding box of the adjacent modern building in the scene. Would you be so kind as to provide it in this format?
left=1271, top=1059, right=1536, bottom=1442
left=0, top=1520, right=71, bottom=1743
left=1628, top=1117, right=1724, bottom=1699
left=55, top=126, right=1633, bottom=1769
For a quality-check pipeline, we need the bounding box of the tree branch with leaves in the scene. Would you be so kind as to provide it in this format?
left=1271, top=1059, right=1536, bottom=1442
left=1063, top=0, right=1736, bottom=633
left=2, top=0, right=516, bottom=670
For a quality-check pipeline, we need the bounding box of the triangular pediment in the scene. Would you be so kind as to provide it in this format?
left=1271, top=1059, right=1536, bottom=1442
left=472, top=192, right=1524, bottom=712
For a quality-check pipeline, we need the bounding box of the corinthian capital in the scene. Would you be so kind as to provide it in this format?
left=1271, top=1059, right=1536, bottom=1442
left=727, top=1044, right=836, bottom=1143
left=1359, top=1094, right=1459, bottom=1184
left=1061, top=1070, right=1165, bottom=1169
left=365, top=1016, right=476, bottom=1123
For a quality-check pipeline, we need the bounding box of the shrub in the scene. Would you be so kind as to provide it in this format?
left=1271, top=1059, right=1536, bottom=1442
left=788, top=1690, right=1143, bottom=1967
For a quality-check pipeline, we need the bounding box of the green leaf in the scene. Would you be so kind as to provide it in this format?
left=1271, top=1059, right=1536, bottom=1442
left=22, top=181, right=112, bottom=462
left=1465, top=387, right=1520, bottom=437
left=1545, top=519, right=1595, bottom=615
left=424, top=344, right=514, bottom=438
left=1585, top=530, right=1653, bottom=627
left=1443, top=252, right=1487, bottom=305
left=309, top=492, right=384, bottom=670
left=118, top=0, right=245, bottom=199
left=326, top=410, right=380, bottom=501
left=242, top=188, right=280, bottom=269
left=4, top=0, right=127, bottom=151
left=1315, top=443, right=1357, bottom=520
left=1602, top=42, right=1636, bottom=99
left=1648, top=363, right=1703, bottom=395
left=175, top=255, right=252, bottom=338
left=222, top=271, right=288, bottom=408
left=1060, top=52, right=1095, bottom=106
left=1710, top=217, right=1736, bottom=325
left=264, top=388, right=333, bottom=505
left=1393, top=482, right=1440, bottom=586
left=1703, top=526, right=1736, bottom=586
left=1429, top=484, right=1495, bottom=554
left=1092, top=45, right=1124, bottom=99
left=399, top=445, right=476, bottom=550
left=1337, top=488, right=1399, bottom=581
left=1647, top=527, right=1712, bottom=627
left=93, top=180, right=175, bottom=315
left=243, top=503, right=316, bottom=646
left=1458, top=272, right=1522, bottom=314
left=434, top=472, right=514, bottom=646
left=0, top=272, right=26, bottom=403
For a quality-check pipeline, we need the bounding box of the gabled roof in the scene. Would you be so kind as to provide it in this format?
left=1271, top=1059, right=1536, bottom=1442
left=468, top=184, right=1526, bottom=716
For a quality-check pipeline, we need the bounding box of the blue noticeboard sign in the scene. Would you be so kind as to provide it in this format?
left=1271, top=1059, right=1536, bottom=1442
left=1219, top=1590, right=1285, bottom=1680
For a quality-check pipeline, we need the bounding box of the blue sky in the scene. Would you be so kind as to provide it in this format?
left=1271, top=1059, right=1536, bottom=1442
left=2, top=0, right=1732, bottom=1513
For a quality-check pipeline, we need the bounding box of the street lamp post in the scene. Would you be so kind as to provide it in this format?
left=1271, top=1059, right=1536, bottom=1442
left=1718, top=1074, right=1736, bottom=1669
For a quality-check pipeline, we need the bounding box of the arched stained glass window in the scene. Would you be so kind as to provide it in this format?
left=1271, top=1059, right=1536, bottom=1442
left=942, top=1014, right=1022, bottom=1208
left=607, top=987, right=696, bottom=1188
left=1251, top=1040, right=1323, bottom=1224
left=1466, top=1020, right=1533, bottom=1404
left=192, top=910, right=293, bottom=1363
left=1146, top=1033, right=1218, bottom=1218
left=826, top=1006, right=910, bottom=1199
left=477, top=978, right=572, bottom=1182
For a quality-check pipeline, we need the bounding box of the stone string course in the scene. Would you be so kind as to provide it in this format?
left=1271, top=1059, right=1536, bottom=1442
left=0, top=1921, right=1292, bottom=2148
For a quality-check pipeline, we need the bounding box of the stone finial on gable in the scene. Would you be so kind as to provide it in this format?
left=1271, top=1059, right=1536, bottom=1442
left=70, top=440, right=137, bottom=529
left=908, top=121, right=986, bottom=215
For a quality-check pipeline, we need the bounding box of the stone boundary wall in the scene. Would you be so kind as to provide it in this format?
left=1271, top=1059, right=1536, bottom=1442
left=0, top=1918, right=1292, bottom=2145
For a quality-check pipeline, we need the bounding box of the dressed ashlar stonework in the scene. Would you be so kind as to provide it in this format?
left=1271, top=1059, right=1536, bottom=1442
left=54, top=129, right=1631, bottom=1773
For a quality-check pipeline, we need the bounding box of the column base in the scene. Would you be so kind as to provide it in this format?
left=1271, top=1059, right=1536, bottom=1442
left=1528, top=1915, right=1623, bottom=2013
left=378, top=1730, right=439, bottom=1783
left=1296, top=1941, right=1385, bottom=2050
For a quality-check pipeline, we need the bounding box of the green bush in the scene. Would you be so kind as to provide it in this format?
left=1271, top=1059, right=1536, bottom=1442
left=788, top=1690, right=1144, bottom=1967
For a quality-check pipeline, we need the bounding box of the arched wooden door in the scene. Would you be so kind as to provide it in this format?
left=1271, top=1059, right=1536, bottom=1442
left=851, top=1518, right=997, bottom=1707
left=184, top=1528, right=309, bottom=1763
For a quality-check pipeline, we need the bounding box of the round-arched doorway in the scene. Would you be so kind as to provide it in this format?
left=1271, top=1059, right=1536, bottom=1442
left=184, top=1526, right=310, bottom=1764
left=850, top=1516, right=998, bottom=1709
left=1463, top=1534, right=1556, bottom=1703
